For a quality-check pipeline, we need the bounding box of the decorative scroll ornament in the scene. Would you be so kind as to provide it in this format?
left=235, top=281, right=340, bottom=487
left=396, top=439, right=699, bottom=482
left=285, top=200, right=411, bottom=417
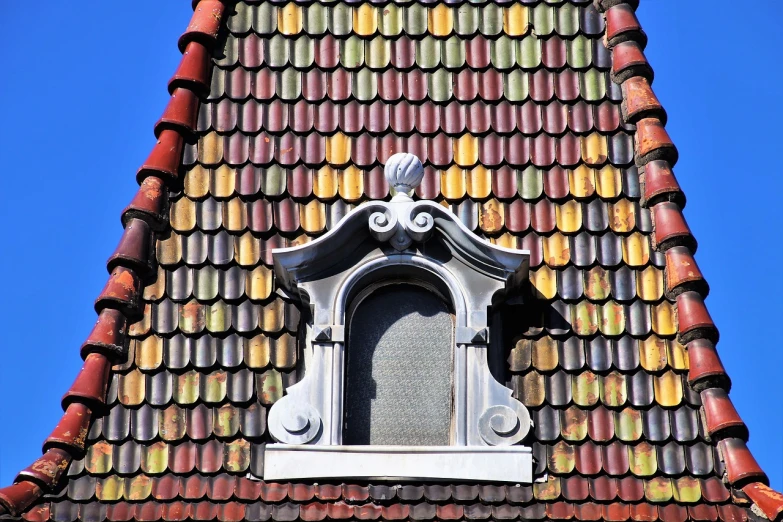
left=268, top=396, right=322, bottom=444
left=478, top=404, right=532, bottom=446
left=367, top=153, right=435, bottom=251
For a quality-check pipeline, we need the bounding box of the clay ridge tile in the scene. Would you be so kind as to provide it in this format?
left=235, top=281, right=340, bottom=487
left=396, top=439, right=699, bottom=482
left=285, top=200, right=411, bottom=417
left=0, top=1, right=226, bottom=517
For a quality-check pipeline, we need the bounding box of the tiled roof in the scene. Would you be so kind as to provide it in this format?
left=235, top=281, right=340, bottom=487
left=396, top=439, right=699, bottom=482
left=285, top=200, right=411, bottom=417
left=1, top=0, right=782, bottom=521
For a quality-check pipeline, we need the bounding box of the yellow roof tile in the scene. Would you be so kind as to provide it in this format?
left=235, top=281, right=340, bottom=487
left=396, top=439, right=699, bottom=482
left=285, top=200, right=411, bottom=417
left=159, top=405, right=186, bottom=441
left=555, top=200, right=582, bottom=233
left=533, top=475, right=561, bottom=501
left=428, top=4, right=453, bottom=36
left=584, top=266, right=610, bottom=301
left=479, top=198, right=504, bottom=234
left=645, top=477, right=674, bottom=503
left=595, top=165, right=621, bottom=199
left=129, top=304, right=152, bottom=337
left=492, top=232, right=519, bottom=249
left=314, top=165, right=338, bottom=199
left=622, top=233, right=650, bottom=267
left=247, top=266, right=273, bottom=301
left=454, top=134, right=478, bottom=168
left=261, top=299, right=285, bottom=333
left=639, top=336, right=667, bottom=372
left=326, top=132, right=351, bottom=167
left=542, top=232, right=570, bottom=267
left=170, top=197, right=196, bottom=232
left=519, top=371, right=545, bottom=407
left=580, top=133, right=608, bottom=166
left=157, top=232, right=182, bottom=267
left=637, top=266, right=664, bottom=302
left=278, top=3, right=303, bottom=35
left=223, top=198, right=247, bottom=232
left=245, top=334, right=272, bottom=369
left=235, top=232, right=261, bottom=267
left=530, top=265, right=556, bottom=300
left=441, top=166, right=467, bottom=200
left=531, top=336, right=558, bottom=372
left=212, top=164, right=236, bottom=198
left=273, top=333, right=297, bottom=369
left=143, top=266, right=166, bottom=301
left=198, top=132, right=223, bottom=166
left=503, top=4, right=530, bottom=36
left=573, top=301, right=598, bottom=336
left=653, top=370, right=683, bottom=407
left=136, top=335, right=163, bottom=371
left=467, top=166, right=492, bottom=199
left=338, top=165, right=364, bottom=202
left=224, top=439, right=251, bottom=472
left=206, top=301, right=231, bottom=332
left=184, top=165, right=210, bottom=198
left=672, top=476, right=702, bottom=503
left=651, top=301, right=677, bottom=336
left=202, top=370, right=227, bottom=403
left=118, top=369, right=145, bottom=406
left=353, top=4, right=378, bottom=36
left=667, top=339, right=689, bottom=370
left=561, top=406, right=588, bottom=441
left=609, top=199, right=636, bottom=233
left=568, top=165, right=595, bottom=199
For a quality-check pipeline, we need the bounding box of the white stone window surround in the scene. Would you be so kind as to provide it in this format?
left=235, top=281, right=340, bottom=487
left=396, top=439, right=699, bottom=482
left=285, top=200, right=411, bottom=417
left=262, top=153, right=535, bottom=483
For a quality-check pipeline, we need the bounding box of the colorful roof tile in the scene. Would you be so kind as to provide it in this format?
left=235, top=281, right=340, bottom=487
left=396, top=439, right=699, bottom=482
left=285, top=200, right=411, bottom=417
left=1, top=0, right=782, bottom=521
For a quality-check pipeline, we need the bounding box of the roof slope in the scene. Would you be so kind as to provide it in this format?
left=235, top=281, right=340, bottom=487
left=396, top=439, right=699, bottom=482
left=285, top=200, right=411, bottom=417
left=2, top=0, right=783, bottom=521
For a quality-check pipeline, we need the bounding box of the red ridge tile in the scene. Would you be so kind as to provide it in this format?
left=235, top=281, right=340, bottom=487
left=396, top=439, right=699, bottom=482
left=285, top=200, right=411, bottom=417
left=169, top=41, right=211, bottom=96
left=61, top=353, right=111, bottom=410
left=642, top=160, right=684, bottom=207
left=136, top=129, right=186, bottom=185
left=80, top=308, right=127, bottom=360
left=702, top=388, right=748, bottom=439
left=621, top=77, right=664, bottom=124
left=122, top=176, right=168, bottom=230
left=16, top=449, right=71, bottom=490
left=0, top=481, right=42, bottom=517
left=44, top=402, right=91, bottom=453
left=635, top=117, right=678, bottom=166
left=664, top=246, right=707, bottom=298
left=742, top=483, right=783, bottom=522
left=21, top=504, right=49, bottom=522
left=595, top=0, right=640, bottom=13
left=688, top=336, right=729, bottom=387
left=178, top=0, right=226, bottom=52
left=719, top=438, right=767, bottom=487
left=611, top=40, right=652, bottom=84
left=94, top=266, right=142, bottom=318
left=676, top=291, right=719, bottom=344
left=156, top=87, right=200, bottom=138
left=605, top=4, right=647, bottom=47
left=107, top=218, right=153, bottom=278
left=651, top=201, right=695, bottom=252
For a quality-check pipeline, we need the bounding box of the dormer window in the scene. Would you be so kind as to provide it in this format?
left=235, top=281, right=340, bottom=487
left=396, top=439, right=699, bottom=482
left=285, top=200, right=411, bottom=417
left=261, top=153, right=534, bottom=483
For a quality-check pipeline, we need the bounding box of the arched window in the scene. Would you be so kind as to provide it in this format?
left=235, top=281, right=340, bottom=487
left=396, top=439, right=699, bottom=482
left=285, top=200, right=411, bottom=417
left=344, top=284, right=453, bottom=446
left=263, top=153, right=533, bottom=483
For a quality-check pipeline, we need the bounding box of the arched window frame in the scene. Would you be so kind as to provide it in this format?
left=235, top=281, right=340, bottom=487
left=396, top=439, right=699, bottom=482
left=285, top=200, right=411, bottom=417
left=262, top=154, right=534, bottom=483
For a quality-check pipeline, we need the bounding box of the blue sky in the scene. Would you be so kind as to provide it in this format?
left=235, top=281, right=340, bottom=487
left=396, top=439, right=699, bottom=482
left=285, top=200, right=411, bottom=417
left=1, top=2, right=781, bottom=490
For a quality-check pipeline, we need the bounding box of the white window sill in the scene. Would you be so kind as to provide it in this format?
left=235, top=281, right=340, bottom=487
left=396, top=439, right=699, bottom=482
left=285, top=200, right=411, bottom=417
left=263, top=444, right=533, bottom=483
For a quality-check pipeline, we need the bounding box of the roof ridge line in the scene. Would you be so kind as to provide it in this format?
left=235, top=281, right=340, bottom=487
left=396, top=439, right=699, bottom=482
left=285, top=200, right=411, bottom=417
left=594, top=1, right=783, bottom=520
left=0, top=1, right=230, bottom=518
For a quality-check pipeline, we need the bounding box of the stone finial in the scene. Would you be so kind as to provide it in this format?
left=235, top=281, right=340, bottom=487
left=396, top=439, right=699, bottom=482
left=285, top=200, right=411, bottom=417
left=384, top=153, right=424, bottom=200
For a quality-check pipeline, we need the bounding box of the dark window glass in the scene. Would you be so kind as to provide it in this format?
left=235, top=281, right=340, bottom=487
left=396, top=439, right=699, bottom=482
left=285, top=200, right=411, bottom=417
left=344, top=284, right=453, bottom=445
